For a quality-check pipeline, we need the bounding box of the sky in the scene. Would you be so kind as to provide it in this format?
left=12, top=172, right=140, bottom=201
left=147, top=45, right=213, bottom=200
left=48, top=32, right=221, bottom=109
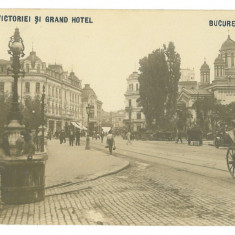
left=0, top=9, right=235, bottom=111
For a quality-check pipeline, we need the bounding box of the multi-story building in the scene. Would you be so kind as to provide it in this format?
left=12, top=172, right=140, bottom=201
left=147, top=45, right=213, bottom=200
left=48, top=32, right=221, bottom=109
left=124, top=71, right=145, bottom=132
left=0, top=50, right=83, bottom=133
left=81, top=84, right=103, bottom=134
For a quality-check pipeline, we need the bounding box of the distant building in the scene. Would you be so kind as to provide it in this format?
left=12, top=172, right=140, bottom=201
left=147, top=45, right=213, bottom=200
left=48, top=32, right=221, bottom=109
left=81, top=84, right=102, bottom=134
left=111, top=110, right=125, bottom=129
left=178, top=68, right=197, bottom=92
left=124, top=72, right=146, bottom=132
left=101, top=109, right=112, bottom=127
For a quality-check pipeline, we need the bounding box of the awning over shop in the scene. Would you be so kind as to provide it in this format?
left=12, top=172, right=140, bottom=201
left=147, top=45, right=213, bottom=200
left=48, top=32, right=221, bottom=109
left=71, top=122, right=80, bottom=129
left=71, top=122, right=87, bottom=130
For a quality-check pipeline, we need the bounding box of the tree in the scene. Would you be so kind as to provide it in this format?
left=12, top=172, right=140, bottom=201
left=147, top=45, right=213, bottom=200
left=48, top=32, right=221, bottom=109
left=138, top=42, right=181, bottom=129
left=164, top=42, right=181, bottom=120
left=192, top=97, right=224, bottom=132
left=0, top=94, right=12, bottom=135
left=21, top=95, right=43, bottom=131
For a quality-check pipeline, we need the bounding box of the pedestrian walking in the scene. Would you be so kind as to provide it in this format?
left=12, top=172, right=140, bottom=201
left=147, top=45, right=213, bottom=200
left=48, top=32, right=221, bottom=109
left=75, top=129, right=81, bottom=146
left=59, top=130, right=63, bottom=144
left=62, top=129, right=66, bottom=143
left=69, top=129, right=75, bottom=146
left=97, top=133, right=100, bottom=140
left=176, top=129, right=183, bottom=144
left=106, top=130, right=115, bottom=155
left=101, top=129, right=104, bottom=143
left=126, top=131, right=132, bottom=145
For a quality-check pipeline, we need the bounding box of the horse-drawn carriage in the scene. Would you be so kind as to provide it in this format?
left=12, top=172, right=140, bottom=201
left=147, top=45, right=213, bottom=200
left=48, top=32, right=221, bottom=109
left=215, top=130, right=234, bottom=148
left=187, top=127, right=203, bottom=146
left=226, top=129, right=235, bottom=179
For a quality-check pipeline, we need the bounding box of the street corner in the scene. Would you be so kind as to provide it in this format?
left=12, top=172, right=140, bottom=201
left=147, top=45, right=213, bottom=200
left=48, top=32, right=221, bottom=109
left=81, top=148, right=130, bottom=181
left=45, top=141, right=130, bottom=187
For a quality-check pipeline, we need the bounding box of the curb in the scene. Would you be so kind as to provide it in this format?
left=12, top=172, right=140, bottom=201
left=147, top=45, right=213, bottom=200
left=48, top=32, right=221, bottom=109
left=44, top=160, right=130, bottom=197
left=86, top=160, right=130, bottom=181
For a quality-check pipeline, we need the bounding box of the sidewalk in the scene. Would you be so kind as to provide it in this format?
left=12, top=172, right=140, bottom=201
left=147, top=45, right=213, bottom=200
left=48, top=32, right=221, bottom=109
left=45, top=139, right=129, bottom=187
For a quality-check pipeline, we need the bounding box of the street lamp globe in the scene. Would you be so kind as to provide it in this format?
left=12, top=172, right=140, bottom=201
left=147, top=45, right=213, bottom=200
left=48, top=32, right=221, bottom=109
left=11, top=41, right=23, bottom=55
left=8, top=28, right=25, bottom=57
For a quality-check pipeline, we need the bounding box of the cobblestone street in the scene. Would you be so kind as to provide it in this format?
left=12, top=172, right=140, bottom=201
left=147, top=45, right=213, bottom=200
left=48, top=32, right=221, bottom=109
left=1, top=140, right=235, bottom=225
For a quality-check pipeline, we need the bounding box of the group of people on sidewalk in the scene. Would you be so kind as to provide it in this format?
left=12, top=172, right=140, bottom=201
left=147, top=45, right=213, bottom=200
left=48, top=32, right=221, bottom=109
left=51, top=127, right=134, bottom=155
left=58, top=129, right=81, bottom=146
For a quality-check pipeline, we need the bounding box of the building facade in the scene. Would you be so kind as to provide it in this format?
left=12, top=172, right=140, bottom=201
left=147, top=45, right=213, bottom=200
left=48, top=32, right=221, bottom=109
left=124, top=71, right=145, bottom=132
left=111, top=110, right=125, bottom=129
left=206, top=35, right=235, bottom=104
left=81, top=84, right=103, bottom=134
left=177, top=35, right=235, bottom=123
left=0, top=50, right=83, bottom=133
left=178, top=35, right=235, bottom=107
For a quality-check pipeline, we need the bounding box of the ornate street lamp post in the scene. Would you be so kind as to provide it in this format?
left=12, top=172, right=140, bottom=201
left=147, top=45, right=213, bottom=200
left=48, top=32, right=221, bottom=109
left=41, top=85, right=45, bottom=152
left=6, top=28, right=25, bottom=155
left=85, top=104, right=94, bottom=150
left=0, top=28, right=47, bottom=205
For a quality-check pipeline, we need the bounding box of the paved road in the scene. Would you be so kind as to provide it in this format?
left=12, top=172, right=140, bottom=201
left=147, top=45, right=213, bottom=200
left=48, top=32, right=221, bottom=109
left=0, top=137, right=235, bottom=225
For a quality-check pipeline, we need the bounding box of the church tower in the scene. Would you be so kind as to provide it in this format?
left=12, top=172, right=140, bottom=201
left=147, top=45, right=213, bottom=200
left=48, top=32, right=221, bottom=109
left=200, top=60, right=210, bottom=87
left=214, top=54, right=225, bottom=80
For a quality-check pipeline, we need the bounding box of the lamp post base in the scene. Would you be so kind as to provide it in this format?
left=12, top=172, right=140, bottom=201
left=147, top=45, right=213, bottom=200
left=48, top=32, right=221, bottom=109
left=85, top=136, right=90, bottom=150
left=6, top=119, right=25, bottom=156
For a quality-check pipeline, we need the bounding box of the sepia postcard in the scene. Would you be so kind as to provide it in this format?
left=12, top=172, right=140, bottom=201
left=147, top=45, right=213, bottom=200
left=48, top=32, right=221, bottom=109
left=0, top=9, right=235, bottom=228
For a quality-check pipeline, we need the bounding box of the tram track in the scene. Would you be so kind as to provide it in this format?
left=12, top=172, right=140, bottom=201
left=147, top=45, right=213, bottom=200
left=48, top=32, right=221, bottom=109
left=88, top=140, right=229, bottom=174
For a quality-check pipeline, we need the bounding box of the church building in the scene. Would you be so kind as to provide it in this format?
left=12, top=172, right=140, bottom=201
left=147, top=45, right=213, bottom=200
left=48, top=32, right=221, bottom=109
left=177, top=34, right=235, bottom=121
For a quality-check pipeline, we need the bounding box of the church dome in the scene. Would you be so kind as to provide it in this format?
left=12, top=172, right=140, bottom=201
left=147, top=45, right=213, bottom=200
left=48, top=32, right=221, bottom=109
left=200, top=61, right=210, bottom=70
left=214, top=54, right=225, bottom=64
left=221, top=35, right=235, bottom=51
left=127, top=71, right=139, bottom=80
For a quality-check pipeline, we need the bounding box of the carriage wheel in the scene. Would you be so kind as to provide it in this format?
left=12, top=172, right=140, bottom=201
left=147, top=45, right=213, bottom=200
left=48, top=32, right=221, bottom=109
left=226, top=147, right=235, bottom=179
